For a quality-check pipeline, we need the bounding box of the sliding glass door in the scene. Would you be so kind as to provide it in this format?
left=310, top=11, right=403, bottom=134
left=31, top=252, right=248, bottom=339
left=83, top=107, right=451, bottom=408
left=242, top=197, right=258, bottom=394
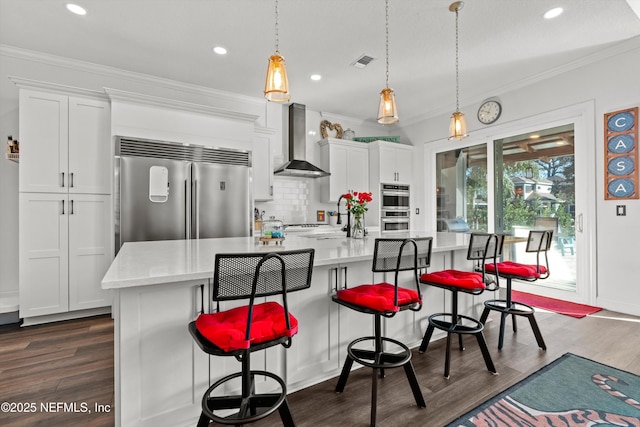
left=494, top=124, right=576, bottom=291
left=427, top=103, right=596, bottom=305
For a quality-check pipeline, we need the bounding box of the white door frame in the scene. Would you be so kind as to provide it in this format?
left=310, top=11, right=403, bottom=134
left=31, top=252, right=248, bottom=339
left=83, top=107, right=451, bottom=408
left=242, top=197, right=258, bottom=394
left=424, top=101, right=596, bottom=305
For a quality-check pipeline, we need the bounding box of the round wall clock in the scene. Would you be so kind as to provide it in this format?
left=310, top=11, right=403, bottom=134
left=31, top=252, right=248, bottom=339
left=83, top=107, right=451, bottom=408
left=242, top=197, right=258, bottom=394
left=477, top=100, right=502, bottom=124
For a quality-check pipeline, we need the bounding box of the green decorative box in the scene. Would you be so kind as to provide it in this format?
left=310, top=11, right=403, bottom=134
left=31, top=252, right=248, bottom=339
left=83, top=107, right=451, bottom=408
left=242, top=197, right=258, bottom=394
left=352, top=136, right=401, bottom=143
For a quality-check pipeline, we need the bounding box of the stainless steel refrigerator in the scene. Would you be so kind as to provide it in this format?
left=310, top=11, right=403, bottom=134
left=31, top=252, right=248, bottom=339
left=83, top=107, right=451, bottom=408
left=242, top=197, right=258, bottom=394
left=114, top=136, right=252, bottom=251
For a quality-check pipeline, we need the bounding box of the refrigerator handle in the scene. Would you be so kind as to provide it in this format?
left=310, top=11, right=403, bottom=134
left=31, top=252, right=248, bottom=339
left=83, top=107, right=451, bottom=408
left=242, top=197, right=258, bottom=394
left=194, top=179, right=199, bottom=239
left=185, top=178, right=189, bottom=239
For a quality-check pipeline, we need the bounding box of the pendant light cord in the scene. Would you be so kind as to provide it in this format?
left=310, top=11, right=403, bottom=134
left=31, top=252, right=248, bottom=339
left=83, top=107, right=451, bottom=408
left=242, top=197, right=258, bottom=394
left=385, top=0, right=390, bottom=89
left=454, top=5, right=460, bottom=112
left=274, top=0, right=280, bottom=54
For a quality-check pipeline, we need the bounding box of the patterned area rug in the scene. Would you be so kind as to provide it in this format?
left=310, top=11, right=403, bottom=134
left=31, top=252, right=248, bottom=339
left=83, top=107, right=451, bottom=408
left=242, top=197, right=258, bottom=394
left=447, top=353, right=640, bottom=426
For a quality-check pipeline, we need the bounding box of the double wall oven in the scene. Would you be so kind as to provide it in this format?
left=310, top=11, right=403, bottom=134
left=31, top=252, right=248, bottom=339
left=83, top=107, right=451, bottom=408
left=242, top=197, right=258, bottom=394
left=380, top=183, right=410, bottom=232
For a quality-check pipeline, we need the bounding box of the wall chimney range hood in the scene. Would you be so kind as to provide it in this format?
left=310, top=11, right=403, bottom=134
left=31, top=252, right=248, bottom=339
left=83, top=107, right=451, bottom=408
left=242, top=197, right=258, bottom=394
left=274, top=103, right=330, bottom=178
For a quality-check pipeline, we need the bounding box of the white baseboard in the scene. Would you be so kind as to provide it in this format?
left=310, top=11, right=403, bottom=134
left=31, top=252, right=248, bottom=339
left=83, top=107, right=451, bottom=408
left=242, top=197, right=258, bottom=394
left=20, top=306, right=112, bottom=327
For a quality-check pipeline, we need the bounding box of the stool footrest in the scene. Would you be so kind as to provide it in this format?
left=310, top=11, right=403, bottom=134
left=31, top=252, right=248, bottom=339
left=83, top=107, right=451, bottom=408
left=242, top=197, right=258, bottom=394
left=428, top=313, right=484, bottom=335
left=201, top=370, right=288, bottom=425
left=480, top=299, right=547, bottom=351
left=347, top=336, right=412, bottom=369
left=483, top=299, right=536, bottom=315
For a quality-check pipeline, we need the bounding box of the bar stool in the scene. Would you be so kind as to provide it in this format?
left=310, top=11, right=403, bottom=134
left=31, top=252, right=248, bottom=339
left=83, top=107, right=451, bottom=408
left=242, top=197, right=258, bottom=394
left=188, top=248, right=314, bottom=427
left=332, top=237, right=433, bottom=427
left=419, top=233, right=500, bottom=379
left=480, top=230, right=552, bottom=350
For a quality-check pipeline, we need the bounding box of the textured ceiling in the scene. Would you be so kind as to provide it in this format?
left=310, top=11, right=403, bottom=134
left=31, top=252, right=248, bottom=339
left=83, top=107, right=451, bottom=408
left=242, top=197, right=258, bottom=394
left=1, top=0, right=639, bottom=124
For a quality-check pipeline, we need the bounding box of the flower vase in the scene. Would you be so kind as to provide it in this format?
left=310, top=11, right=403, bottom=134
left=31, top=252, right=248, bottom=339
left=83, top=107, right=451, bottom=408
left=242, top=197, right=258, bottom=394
left=351, top=215, right=364, bottom=239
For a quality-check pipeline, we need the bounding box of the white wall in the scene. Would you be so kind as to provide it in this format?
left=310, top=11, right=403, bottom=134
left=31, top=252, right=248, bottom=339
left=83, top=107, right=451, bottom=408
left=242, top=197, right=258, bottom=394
left=402, top=39, right=640, bottom=315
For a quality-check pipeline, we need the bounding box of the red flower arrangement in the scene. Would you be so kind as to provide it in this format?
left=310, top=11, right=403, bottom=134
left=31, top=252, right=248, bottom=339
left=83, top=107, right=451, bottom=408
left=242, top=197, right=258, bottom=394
left=344, top=191, right=373, bottom=218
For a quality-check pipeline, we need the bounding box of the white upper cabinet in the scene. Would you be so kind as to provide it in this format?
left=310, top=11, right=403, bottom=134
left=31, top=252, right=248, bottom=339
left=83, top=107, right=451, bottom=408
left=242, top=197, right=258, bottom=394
left=68, top=97, right=112, bottom=194
left=252, top=128, right=275, bottom=201
left=19, top=90, right=111, bottom=194
left=370, top=140, right=413, bottom=185
left=318, top=138, right=369, bottom=202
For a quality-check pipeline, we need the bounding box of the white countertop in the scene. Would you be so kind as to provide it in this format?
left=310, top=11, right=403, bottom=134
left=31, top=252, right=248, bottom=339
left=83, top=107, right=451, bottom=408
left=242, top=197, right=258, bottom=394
left=102, top=231, right=470, bottom=290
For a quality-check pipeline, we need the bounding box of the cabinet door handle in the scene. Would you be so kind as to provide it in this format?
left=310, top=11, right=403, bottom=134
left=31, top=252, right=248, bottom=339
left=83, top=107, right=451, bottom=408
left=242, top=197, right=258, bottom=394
left=70, top=172, right=74, bottom=188
left=61, top=199, right=65, bottom=215
left=341, top=266, right=348, bottom=289
left=61, top=172, right=65, bottom=188
left=199, top=284, right=205, bottom=315
left=330, top=267, right=339, bottom=293
left=70, top=199, right=74, bottom=215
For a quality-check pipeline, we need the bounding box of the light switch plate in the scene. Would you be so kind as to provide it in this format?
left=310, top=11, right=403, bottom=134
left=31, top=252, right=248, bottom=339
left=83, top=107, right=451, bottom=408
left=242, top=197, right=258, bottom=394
left=616, top=205, right=626, bottom=216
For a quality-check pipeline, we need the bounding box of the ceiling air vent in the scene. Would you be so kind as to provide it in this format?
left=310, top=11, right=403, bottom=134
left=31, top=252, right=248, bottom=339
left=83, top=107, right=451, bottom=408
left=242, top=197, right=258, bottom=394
left=351, top=54, right=375, bottom=69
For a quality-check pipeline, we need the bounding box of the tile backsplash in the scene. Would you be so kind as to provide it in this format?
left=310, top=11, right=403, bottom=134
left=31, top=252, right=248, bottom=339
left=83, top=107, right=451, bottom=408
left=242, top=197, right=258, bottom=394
left=255, top=177, right=310, bottom=224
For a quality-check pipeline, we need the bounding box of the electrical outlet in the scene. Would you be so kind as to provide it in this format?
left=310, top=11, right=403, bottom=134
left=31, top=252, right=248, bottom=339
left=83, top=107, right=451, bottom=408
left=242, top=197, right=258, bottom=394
left=616, top=205, right=626, bottom=216
left=415, top=208, right=420, bottom=215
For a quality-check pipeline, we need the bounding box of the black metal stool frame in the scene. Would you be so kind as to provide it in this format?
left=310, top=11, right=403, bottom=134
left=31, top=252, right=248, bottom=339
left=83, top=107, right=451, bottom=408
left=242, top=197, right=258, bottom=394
left=419, top=233, right=501, bottom=379
left=189, top=248, right=314, bottom=427
left=332, top=237, right=433, bottom=427
left=480, top=230, right=552, bottom=350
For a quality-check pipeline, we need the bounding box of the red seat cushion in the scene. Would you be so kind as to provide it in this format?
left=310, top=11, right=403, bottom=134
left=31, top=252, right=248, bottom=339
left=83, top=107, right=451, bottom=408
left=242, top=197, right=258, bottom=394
left=486, top=261, right=547, bottom=279
left=336, top=283, right=421, bottom=313
left=420, top=270, right=486, bottom=291
left=195, top=301, right=298, bottom=352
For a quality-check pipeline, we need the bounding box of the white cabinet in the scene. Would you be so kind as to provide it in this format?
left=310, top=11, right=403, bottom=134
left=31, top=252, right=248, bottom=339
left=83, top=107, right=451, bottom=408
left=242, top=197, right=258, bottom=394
left=286, top=264, right=340, bottom=387
left=252, top=128, right=275, bottom=201
left=19, top=193, right=112, bottom=318
left=318, top=138, right=369, bottom=202
left=18, top=86, right=112, bottom=323
left=19, top=90, right=111, bottom=194
left=369, top=140, right=413, bottom=185
left=286, top=260, right=373, bottom=390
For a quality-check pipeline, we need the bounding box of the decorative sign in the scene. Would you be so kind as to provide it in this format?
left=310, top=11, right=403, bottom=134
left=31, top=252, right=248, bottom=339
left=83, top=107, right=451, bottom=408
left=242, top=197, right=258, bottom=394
left=604, top=107, right=638, bottom=200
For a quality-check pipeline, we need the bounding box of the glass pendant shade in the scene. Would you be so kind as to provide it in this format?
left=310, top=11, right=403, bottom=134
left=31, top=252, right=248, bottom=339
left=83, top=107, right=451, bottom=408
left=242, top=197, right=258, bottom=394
left=377, top=87, right=399, bottom=124
left=264, top=53, right=290, bottom=102
left=448, top=111, right=468, bottom=140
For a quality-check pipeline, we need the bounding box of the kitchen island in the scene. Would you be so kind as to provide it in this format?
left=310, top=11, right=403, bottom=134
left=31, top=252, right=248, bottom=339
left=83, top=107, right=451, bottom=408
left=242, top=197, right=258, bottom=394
left=102, top=231, right=484, bottom=427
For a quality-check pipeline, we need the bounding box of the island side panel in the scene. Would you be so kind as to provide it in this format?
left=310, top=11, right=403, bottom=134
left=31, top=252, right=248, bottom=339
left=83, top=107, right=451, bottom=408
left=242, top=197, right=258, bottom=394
left=115, top=280, right=209, bottom=427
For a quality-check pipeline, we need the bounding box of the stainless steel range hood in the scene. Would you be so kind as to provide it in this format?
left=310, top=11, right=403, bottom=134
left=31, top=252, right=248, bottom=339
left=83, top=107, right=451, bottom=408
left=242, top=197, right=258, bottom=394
left=274, top=103, right=330, bottom=178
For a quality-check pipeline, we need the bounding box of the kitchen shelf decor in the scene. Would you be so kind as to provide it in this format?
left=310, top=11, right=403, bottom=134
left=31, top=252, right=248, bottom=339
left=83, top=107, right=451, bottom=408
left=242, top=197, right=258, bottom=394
left=352, top=136, right=400, bottom=143
left=5, top=153, right=19, bottom=162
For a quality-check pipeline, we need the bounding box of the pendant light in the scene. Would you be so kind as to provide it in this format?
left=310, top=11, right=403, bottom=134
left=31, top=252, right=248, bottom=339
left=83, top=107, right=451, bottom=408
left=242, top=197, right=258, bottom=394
left=448, top=1, right=468, bottom=140
left=264, top=0, right=290, bottom=102
left=377, top=0, right=399, bottom=124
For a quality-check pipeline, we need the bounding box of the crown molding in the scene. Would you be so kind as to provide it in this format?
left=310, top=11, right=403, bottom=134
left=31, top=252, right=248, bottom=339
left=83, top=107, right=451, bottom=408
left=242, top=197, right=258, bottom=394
left=9, top=76, right=108, bottom=99
left=0, top=44, right=266, bottom=108
left=401, top=35, right=640, bottom=127
left=319, top=111, right=378, bottom=128
left=104, top=87, right=259, bottom=123
left=253, top=126, right=277, bottom=135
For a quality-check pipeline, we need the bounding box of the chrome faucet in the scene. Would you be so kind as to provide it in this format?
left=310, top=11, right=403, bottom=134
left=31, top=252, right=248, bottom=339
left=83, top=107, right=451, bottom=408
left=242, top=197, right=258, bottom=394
left=337, top=194, right=351, bottom=237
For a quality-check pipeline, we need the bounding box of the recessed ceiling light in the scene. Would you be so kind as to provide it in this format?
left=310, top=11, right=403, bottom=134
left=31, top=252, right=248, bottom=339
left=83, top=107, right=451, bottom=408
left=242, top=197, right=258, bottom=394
left=66, top=3, right=87, bottom=15
left=310, top=74, right=322, bottom=81
left=543, top=7, right=563, bottom=19
left=213, top=46, right=227, bottom=55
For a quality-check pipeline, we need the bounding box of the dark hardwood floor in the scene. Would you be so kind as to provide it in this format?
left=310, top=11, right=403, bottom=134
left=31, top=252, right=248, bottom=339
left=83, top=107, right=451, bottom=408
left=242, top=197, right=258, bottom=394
left=1, top=309, right=639, bottom=426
